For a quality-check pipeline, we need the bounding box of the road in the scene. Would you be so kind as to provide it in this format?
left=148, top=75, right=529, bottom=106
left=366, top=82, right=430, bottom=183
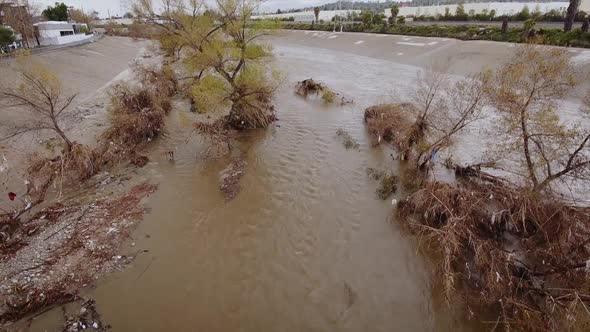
left=273, top=29, right=590, bottom=76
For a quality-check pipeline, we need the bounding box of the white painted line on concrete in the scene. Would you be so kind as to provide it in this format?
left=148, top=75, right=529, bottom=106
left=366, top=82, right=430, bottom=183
left=402, top=37, right=412, bottom=41
left=396, top=41, right=426, bottom=47
left=397, top=52, right=404, bottom=56
left=87, top=50, right=104, bottom=56
left=327, top=35, right=338, bottom=39
left=354, top=40, right=365, bottom=45
left=427, top=41, right=438, bottom=46
left=441, top=39, right=449, bottom=42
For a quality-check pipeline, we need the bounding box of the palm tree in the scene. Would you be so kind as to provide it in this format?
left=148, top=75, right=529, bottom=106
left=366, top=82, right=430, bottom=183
left=314, top=6, right=320, bottom=23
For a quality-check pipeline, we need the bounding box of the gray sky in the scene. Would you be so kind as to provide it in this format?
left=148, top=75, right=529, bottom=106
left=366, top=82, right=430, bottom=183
left=32, top=0, right=344, bottom=18
left=33, top=0, right=132, bottom=17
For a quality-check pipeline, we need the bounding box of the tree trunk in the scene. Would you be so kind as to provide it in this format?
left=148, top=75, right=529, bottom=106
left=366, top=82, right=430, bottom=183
left=501, top=19, right=508, bottom=34
left=52, top=118, right=73, bottom=152
left=564, top=0, right=581, bottom=32
left=56, top=129, right=73, bottom=152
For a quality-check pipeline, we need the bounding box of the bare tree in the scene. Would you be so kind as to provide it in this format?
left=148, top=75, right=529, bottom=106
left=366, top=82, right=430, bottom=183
left=388, top=64, right=489, bottom=171
left=0, top=60, right=76, bottom=152
left=413, top=71, right=489, bottom=170
left=0, top=0, right=39, bottom=47
left=485, top=44, right=589, bottom=192
left=68, top=8, right=93, bottom=27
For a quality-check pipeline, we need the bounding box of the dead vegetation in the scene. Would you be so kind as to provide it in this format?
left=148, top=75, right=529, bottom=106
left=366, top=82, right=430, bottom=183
left=364, top=103, right=420, bottom=158
left=194, top=117, right=237, bottom=159
left=397, top=174, right=590, bottom=330
left=364, top=66, right=487, bottom=173
left=102, top=84, right=168, bottom=149
left=370, top=45, right=590, bottom=329
left=295, top=79, right=353, bottom=106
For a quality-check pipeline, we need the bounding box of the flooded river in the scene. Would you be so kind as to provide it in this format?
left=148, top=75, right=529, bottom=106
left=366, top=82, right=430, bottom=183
left=29, top=42, right=469, bottom=331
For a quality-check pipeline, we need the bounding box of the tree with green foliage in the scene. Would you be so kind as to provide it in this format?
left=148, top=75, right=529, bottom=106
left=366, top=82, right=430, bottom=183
left=390, top=4, right=399, bottom=24
left=515, top=5, right=530, bottom=21
left=372, top=12, right=385, bottom=25
left=0, top=26, right=16, bottom=48
left=523, top=18, right=536, bottom=31
left=124, top=12, right=134, bottom=19
left=455, top=3, right=467, bottom=20
left=360, top=10, right=373, bottom=27
left=489, top=9, right=496, bottom=20
left=42, top=2, right=68, bottom=21
left=397, top=16, right=406, bottom=24
left=314, top=6, right=320, bottom=23
left=564, top=0, right=581, bottom=32
left=134, top=0, right=280, bottom=129
left=444, top=7, right=450, bottom=19
left=532, top=5, right=542, bottom=19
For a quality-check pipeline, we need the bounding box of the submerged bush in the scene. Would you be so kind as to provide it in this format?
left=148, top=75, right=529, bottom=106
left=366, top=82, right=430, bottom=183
left=365, top=168, right=399, bottom=199
left=335, top=128, right=359, bottom=149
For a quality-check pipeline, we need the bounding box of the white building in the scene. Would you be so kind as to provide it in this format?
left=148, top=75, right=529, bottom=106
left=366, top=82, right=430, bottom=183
left=93, top=18, right=135, bottom=26
left=385, top=2, right=569, bottom=19
left=34, top=21, right=93, bottom=46
left=252, top=10, right=361, bottom=22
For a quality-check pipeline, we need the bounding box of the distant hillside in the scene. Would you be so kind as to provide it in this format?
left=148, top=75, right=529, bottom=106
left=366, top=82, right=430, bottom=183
left=276, top=0, right=556, bottom=14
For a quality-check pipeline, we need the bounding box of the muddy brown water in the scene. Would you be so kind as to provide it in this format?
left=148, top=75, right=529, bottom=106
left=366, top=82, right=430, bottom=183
left=26, top=43, right=476, bottom=331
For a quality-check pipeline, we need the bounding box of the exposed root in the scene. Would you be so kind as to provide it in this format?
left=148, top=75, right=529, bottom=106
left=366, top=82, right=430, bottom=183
left=228, top=99, right=277, bottom=130
left=397, top=176, right=590, bottom=330
left=194, top=117, right=236, bottom=159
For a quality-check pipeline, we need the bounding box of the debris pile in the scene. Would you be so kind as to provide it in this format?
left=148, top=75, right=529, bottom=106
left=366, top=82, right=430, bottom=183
left=219, top=158, right=247, bottom=202
left=397, top=176, right=590, bottom=330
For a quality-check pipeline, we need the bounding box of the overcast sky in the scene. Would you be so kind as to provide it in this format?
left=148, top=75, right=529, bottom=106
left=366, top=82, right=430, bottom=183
left=32, top=0, right=351, bottom=18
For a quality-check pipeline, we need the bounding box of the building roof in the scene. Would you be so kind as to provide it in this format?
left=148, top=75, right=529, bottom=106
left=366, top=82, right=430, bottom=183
left=34, top=21, right=70, bottom=25
left=33, top=21, right=88, bottom=30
